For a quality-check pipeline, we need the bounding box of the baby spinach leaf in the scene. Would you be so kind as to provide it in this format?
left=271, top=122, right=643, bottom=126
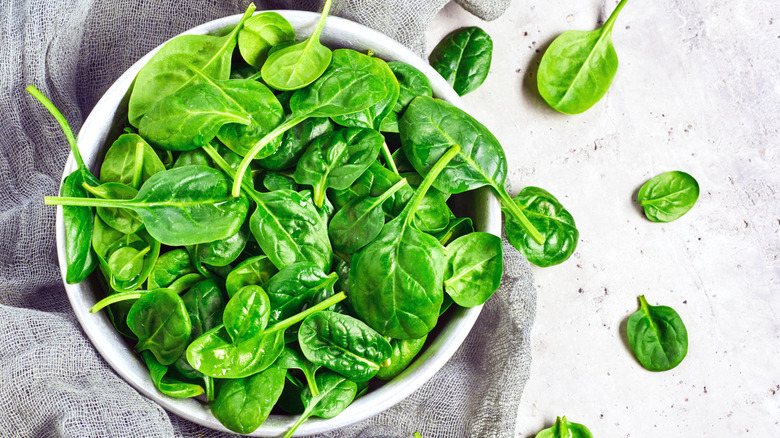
left=27, top=86, right=98, bottom=284
left=504, top=187, right=578, bottom=267
left=128, top=288, right=192, bottom=365
left=537, top=0, right=629, bottom=114
left=402, top=171, right=452, bottom=234
left=536, top=416, right=594, bottom=438
left=225, top=255, right=278, bottom=298
left=264, top=262, right=338, bottom=321
left=399, top=96, right=544, bottom=244
left=224, top=285, right=271, bottom=342
left=238, top=12, right=295, bottom=69
left=328, top=179, right=409, bottom=254
left=261, top=0, right=333, bottom=90
left=263, top=172, right=298, bottom=192
left=107, top=245, right=150, bottom=282
left=349, top=146, right=461, bottom=339
left=380, top=62, right=433, bottom=133
left=173, top=148, right=212, bottom=168
left=45, top=166, right=250, bottom=246
left=282, top=371, right=357, bottom=438
left=189, top=223, right=250, bottom=274
left=294, top=127, right=384, bottom=207
left=97, top=227, right=161, bottom=293
left=147, top=249, right=197, bottom=290
left=375, top=335, right=427, bottom=380
left=429, top=26, right=493, bottom=96
left=83, top=182, right=143, bottom=235
left=299, top=311, right=393, bottom=382
left=138, top=83, right=252, bottom=151
left=100, top=133, right=165, bottom=189
left=141, top=351, right=204, bottom=399
left=444, top=232, right=503, bottom=307
left=210, top=364, right=286, bottom=434
left=331, top=57, right=400, bottom=132
left=276, top=346, right=321, bottom=396
left=232, top=48, right=392, bottom=196
left=434, top=216, right=473, bottom=246
left=257, top=117, right=334, bottom=171
left=637, top=171, right=699, bottom=222
left=127, top=4, right=256, bottom=125
left=627, top=295, right=688, bottom=371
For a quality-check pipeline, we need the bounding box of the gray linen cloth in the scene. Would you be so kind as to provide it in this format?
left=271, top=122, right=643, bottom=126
left=0, top=0, right=535, bottom=436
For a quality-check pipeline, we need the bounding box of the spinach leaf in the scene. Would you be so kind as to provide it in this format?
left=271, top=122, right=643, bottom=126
left=402, top=171, right=452, bottom=234
left=263, top=172, right=299, bottom=192
left=189, top=223, right=250, bottom=274
left=399, top=96, right=544, bottom=244
left=45, top=166, right=250, bottom=246
left=434, top=216, right=473, bottom=246
left=225, top=255, right=278, bottom=298
left=261, top=0, right=332, bottom=90
left=299, top=311, right=392, bottom=382
left=330, top=161, right=413, bottom=218
left=349, top=145, right=461, bottom=339
left=328, top=179, right=409, bottom=254
left=444, top=232, right=503, bottom=307
left=141, top=351, right=204, bottom=399
left=537, top=0, right=629, bottom=114
left=127, top=4, right=256, bottom=125
left=380, top=62, right=433, bottom=133
left=504, top=187, right=578, bottom=267
left=429, top=27, right=493, bottom=96
left=637, top=171, right=699, bottom=222
left=100, top=133, right=165, bottom=189
left=210, top=364, right=286, bottom=434
left=375, top=335, right=427, bottom=380
left=173, top=148, right=212, bottom=168
left=276, top=346, right=321, bottom=396
left=224, top=285, right=271, bottom=342
left=83, top=182, right=143, bottom=234
left=627, top=295, right=688, bottom=371
left=107, top=245, right=151, bottom=282
left=264, top=262, right=338, bottom=321
left=138, top=83, right=252, bottom=151
left=536, top=416, right=594, bottom=438
left=294, top=128, right=384, bottom=207
left=96, top=226, right=161, bottom=293
left=232, top=48, right=392, bottom=196
left=282, top=371, right=357, bottom=438
left=238, top=12, right=295, bottom=69
left=147, top=249, right=197, bottom=290
left=27, top=86, right=99, bottom=284
left=186, top=291, right=346, bottom=378
left=257, top=117, right=334, bottom=171
left=331, top=57, right=400, bottom=132
left=128, top=288, right=192, bottom=365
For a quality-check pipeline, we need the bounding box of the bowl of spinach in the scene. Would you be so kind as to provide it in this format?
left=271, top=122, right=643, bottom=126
left=44, top=3, right=504, bottom=436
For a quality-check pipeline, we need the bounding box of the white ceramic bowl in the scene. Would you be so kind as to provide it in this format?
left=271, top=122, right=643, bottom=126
left=56, top=10, right=500, bottom=436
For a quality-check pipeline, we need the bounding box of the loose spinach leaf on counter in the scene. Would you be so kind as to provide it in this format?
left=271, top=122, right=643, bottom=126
left=211, top=364, right=286, bottom=434
left=298, top=311, right=393, bottom=382
left=504, top=187, right=578, bottom=267
left=536, top=416, right=594, bottom=438
left=261, top=0, right=333, bottom=91
left=45, top=166, right=250, bottom=246
left=27, top=86, right=99, bottom=284
left=238, top=12, right=296, bottom=69
left=429, top=26, right=493, bottom=96
left=637, top=171, right=699, bottom=222
left=627, top=295, right=688, bottom=371
left=127, top=4, right=256, bottom=125
left=444, top=232, right=503, bottom=307
left=537, top=0, right=629, bottom=114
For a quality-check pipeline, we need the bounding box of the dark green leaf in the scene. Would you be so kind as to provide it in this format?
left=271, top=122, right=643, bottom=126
left=627, top=295, right=688, bottom=371
left=225, top=255, right=278, bottom=298
left=536, top=416, right=594, bottom=438
left=429, top=26, right=493, bottom=96
left=637, top=171, right=699, bottom=222
left=238, top=12, right=295, bottom=69
left=128, top=288, right=191, bottom=365
left=100, top=133, right=165, bottom=189
left=375, top=336, right=427, bottom=380
left=444, top=232, right=502, bottom=307
left=141, top=351, right=204, bottom=399
left=211, top=364, right=286, bottom=434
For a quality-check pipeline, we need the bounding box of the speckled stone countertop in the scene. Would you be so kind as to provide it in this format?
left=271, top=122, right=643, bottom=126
left=427, top=1, right=780, bottom=436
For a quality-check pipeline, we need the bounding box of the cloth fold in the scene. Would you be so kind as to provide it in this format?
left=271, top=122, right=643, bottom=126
left=0, top=1, right=534, bottom=436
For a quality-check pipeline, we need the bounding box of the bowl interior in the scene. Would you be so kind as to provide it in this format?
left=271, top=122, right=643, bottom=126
left=57, top=10, right=500, bottom=436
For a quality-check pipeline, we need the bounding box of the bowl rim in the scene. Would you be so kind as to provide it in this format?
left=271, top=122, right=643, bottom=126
left=56, top=9, right=500, bottom=436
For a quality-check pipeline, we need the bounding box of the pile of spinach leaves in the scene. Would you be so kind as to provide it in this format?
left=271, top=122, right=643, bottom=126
left=38, top=2, right=584, bottom=435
